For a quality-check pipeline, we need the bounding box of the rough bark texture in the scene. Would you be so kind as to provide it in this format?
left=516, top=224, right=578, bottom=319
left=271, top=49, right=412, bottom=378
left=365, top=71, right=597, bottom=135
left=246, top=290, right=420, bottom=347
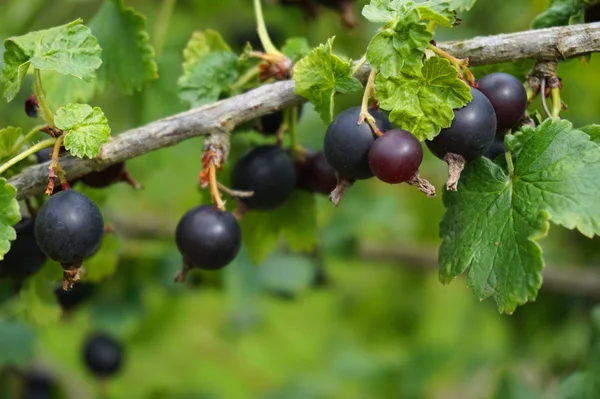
left=9, top=22, right=600, bottom=200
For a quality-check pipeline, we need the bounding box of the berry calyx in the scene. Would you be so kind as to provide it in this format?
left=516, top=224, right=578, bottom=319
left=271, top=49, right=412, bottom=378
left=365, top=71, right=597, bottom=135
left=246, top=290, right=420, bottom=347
left=0, top=217, right=47, bottom=281
left=34, top=190, right=104, bottom=290
left=83, top=333, right=124, bottom=379
left=476, top=72, right=527, bottom=132
left=231, top=145, right=296, bottom=210
left=426, top=87, right=496, bottom=190
left=175, top=205, right=241, bottom=281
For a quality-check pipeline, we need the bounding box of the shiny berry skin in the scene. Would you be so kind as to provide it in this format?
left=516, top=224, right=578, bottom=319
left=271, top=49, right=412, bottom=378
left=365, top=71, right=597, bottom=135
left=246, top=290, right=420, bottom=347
left=231, top=145, right=296, bottom=210
left=324, top=106, right=393, bottom=180
left=34, top=191, right=104, bottom=265
left=426, top=88, right=496, bottom=162
left=175, top=205, right=241, bottom=270
left=83, top=333, right=123, bottom=378
left=476, top=72, right=527, bottom=132
left=0, top=218, right=46, bottom=281
left=368, top=129, right=423, bottom=184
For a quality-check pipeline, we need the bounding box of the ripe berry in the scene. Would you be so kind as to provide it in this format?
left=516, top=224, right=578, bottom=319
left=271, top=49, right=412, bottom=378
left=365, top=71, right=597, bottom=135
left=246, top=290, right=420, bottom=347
left=25, top=94, right=39, bottom=119
left=585, top=3, right=600, bottom=23
left=294, top=150, right=337, bottom=195
left=426, top=87, right=496, bottom=162
left=368, top=129, right=423, bottom=184
left=324, top=106, right=393, bottom=180
left=55, top=282, right=95, bottom=311
left=175, top=205, right=241, bottom=270
left=0, top=218, right=47, bottom=281
left=22, top=370, right=56, bottom=399
left=231, top=145, right=296, bottom=210
left=476, top=72, right=527, bottom=132
left=83, top=333, right=123, bottom=378
left=34, top=190, right=104, bottom=265
left=34, top=148, right=53, bottom=164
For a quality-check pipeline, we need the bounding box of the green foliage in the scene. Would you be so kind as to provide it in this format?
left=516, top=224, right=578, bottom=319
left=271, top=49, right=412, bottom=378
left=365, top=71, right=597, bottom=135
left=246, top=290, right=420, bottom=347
left=376, top=57, right=472, bottom=140
left=89, top=0, right=157, bottom=94
left=293, top=38, right=362, bottom=123
left=1, top=19, right=101, bottom=102
left=42, top=71, right=97, bottom=111
left=581, top=124, right=600, bottom=144
left=240, top=190, right=317, bottom=264
left=0, top=179, right=20, bottom=260
left=440, top=119, right=600, bottom=313
left=56, top=103, right=111, bottom=159
left=181, top=29, right=232, bottom=75
left=16, top=263, right=62, bottom=326
left=281, top=38, right=311, bottom=63
left=532, top=0, right=600, bottom=28
left=0, top=320, right=35, bottom=367
left=0, top=127, right=21, bottom=159
left=84, top=233, right=120, bottom=282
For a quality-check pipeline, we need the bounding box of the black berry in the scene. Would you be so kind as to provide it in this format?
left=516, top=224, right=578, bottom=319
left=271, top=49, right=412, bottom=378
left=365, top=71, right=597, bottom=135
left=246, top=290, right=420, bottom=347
left=25, top=94, right=39, bottom=119
left=368, top=129, right=423, bottom=184
left=34, top=190, right=104, bottom=265
left=484, top=135, right=506, bottom=161
left=324, top=106, right=393, bottom=180
left=426, top=87, right=497, bottom=162
left=231, top=145, right=296, bottom=210
left=294, top=150, right=337, bottom=195
left=585, top=3, right=600, bottom=23
left=476, top=72, right=527, bottom=132
left=55, top=282, right=95, bottom=311
left=0, top=218, right=47, bottom=281
left=258, top=106, right=304, bottom=135
left=175, top=205, right=241, bottom=270
left=83, top=333, right=123, bottom=378
left=81, top=162, right=141, bottom=189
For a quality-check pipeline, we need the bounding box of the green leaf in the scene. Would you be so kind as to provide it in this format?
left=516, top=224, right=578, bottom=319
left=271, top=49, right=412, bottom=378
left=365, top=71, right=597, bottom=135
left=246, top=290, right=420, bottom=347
left=365, top=5, right=432, bottom=77
left=376, top=56, right=472, bottom=140
left=56, top=103, right=111, bottom=159
left=362, top=0, right=404, bottom=24
left=84, top=233, right=120, bottom=282
left=416, top=1, right=457, bottom=27
left=531, top=0, right=596, bottom=29
left=42, top=71, right=97, bottom=110
left=0, top=127, right=22, bottom=158
left=281, top=37, right=311, bottom=63
left=0, top=320, right=35, bottom=367
left=448, top=0, right=478, bottom=11
left=581, top=124, right=600, bottom=145
left=293, top=37, right=363, bottom=124
left=18, top=264, right=62, bottom=325
left=439, top=119, right=600, bottom=313
left=89, top=0, right=158, bottom=94
left=178, top=51, right=240, bottom=108
left=182, top=29, right=232, bottom=75
left=1, top=19, right=102, bottom=102
left=240, top=190, right=318, bottom=264
left=0, top=179, right=20, bottom=261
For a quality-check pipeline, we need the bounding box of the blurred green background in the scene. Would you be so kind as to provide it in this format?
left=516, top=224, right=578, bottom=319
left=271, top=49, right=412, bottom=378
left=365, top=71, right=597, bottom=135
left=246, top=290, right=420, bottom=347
left=0, top=0, right=600, bottom=398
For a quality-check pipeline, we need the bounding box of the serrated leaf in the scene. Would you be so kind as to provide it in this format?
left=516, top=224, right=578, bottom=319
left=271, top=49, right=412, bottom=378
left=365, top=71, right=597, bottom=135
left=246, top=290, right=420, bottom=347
left=281, top=37, right=311, bottom=63
left=84, top=233, right=120, bottom=282
left=416, top=1, right=456, bottom=27
left=56, top=103, right=111, bottom=159
left=362, top=0, right=404, bottom=24
left=1, top=19, right=101, bottom=102
left=89, top=0, right=158, bottom=94
left=366, top=5, right=432, bottom=77
left=182, top=29, right=231, bottom=75
left=376, top=56, right=471, bottom=140
left=293, top=37, right=363, bottom=123
left=0, top=127, right=22, bottom=158
left=0, top=320, right=35, bottom=367
left=240, top=190, right=318, bottom=264
left=448, top=0, right=477, bottom=11
left=531, top=0, right=595, bottom=29
left=581, top=124, right=600, bottom=145
left=0, top=179, right=20, bottom=261
left=178, top=51, right=240, bottom=108
left=42, top=71, right=97, bottom=110
left=439, top=119, right=600, bottom=313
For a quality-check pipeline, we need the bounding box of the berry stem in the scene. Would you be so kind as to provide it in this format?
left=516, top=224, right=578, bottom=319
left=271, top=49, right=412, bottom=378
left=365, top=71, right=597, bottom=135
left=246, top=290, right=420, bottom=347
left=550, top=87, right=562, bottom=118
left=427, top=44, right=475, bottom=86
left=427, top=20, right=437, bottom=33
left=0, top=138, right=55, bottom=175
left=253, top=0, right=282, bottom=56
left=11, top=124, right=47, bottom=154
left=505, top=150, right=515, bottom=178
left=208, top=162, right=226, bottom=211
left=152, top=0, right=177, bottom=58
left=46, top=136, right=67, bottom=195
left=230, top=65, right=260, bottom=92
left=351, top=54, right=367, bottom=76
left=275, top=108, right=290, bottom=147
left=358, top=69, right=383, bottom=137
left=540, top=78, right=552, bottom=118
left=33, top=69, right=55, bottom=128
left=217, top=182, right=254, bottom=198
